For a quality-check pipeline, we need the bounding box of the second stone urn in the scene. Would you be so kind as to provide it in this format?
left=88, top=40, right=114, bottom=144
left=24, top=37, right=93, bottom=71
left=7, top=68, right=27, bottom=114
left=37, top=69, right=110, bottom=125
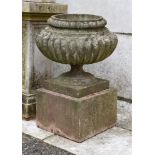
left=36, top=14, right=118, bottom=142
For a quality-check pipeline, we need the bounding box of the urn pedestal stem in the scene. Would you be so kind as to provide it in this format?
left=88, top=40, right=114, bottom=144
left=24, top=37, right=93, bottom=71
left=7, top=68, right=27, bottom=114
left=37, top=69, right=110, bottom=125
left=70, top=65, right=84, bottom=73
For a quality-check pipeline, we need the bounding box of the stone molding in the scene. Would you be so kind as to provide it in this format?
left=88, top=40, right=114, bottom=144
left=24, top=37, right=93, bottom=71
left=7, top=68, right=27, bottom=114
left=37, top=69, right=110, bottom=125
left=23, top=1, right=67, bottom=14
left=22, top=1, right=67, bottom=21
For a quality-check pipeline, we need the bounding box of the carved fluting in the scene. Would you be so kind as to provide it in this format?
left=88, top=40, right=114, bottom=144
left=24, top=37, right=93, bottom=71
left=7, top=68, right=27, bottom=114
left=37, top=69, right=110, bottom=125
left=36, top=14, right=118, bottom=65
left=36, top=27, right=117, bottom=65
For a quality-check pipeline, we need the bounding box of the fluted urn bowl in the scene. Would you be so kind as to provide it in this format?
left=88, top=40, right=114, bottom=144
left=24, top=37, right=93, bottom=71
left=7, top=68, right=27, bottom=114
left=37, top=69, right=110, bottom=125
left=36, top=14, right=118, bottom=65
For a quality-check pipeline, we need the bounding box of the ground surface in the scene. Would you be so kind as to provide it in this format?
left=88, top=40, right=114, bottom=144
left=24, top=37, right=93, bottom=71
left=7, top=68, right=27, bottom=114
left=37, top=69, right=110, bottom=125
left=22, top=133, right=74, bottom=155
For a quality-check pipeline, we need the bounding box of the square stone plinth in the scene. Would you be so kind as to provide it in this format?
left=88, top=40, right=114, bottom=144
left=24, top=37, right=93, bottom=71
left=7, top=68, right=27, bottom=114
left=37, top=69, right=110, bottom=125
left=36, top=88, right=117, bottom=142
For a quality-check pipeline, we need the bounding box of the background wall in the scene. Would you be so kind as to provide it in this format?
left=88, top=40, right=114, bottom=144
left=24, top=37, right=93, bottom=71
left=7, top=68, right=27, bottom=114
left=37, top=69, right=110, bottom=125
left=54, top=0, right=132, bottom=101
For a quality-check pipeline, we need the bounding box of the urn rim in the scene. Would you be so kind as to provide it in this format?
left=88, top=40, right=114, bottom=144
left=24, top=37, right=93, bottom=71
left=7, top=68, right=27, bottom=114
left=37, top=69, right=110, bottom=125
left=47, top=14, right=107, bottom=29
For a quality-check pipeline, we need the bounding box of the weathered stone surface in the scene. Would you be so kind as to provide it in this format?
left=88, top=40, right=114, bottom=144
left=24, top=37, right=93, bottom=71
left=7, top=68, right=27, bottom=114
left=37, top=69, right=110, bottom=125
left=36, top=88, right=117, bottom=142
left=22, top=101, right=131, bottom=135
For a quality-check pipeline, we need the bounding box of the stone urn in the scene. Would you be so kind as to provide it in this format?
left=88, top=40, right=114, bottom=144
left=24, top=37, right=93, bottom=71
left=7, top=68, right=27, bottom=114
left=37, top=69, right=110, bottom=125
left=35, top=14, right=118, bottom=142
left=36, top=14, right=117, bottom=64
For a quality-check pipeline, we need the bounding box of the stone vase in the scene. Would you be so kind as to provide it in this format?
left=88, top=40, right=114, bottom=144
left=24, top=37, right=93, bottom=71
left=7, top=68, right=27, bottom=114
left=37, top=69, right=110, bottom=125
left=36, top=14, right=117, bottom=66
left=35, top=14, right=118, bottom=142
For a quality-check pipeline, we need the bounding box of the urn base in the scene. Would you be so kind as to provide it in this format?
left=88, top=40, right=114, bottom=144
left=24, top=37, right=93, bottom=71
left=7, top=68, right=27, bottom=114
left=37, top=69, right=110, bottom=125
left=43, top=75, right=109, bottom=98
left=43, top=65, right=109, bottom=98
left=36, top=87, right=117, bottom=142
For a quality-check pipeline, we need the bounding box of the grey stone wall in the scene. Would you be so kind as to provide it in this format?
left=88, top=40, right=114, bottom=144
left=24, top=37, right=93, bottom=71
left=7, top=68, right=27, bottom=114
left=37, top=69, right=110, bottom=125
left=55, top=0, right=132, bottom=100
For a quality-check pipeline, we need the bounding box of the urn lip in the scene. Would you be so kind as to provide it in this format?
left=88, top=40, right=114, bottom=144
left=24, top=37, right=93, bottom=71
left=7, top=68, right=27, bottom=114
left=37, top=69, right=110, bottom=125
left=47, top=14, right=107, bottom=29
